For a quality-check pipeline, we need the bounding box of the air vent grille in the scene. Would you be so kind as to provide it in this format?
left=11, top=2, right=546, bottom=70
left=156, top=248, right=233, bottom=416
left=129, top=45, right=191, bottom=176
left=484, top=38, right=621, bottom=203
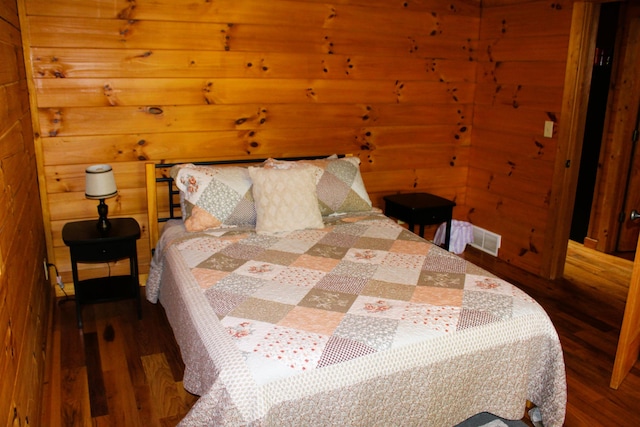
left=469, top=225, right=501, bottom=256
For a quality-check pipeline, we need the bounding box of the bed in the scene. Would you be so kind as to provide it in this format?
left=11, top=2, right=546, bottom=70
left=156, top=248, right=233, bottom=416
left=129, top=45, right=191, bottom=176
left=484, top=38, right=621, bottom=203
left=144, top=155, right=566, bottom=427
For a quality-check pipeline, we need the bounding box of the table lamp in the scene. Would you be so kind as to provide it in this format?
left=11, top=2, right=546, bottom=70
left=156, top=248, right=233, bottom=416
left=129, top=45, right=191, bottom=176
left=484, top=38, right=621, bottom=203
left=85, top=164, right=118, bottom=232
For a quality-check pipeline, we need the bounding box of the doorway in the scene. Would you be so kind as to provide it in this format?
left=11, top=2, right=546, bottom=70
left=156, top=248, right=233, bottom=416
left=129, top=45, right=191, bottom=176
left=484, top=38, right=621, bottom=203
left=569, top=1, right=619, bottom=244
left=565, top=0, right=640, bottom=264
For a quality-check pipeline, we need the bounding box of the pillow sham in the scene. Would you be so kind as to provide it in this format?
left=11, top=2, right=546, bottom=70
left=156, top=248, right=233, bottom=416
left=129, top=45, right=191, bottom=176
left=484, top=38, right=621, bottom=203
left=248, top=166, right=324, bottom=234
left=263, top=156, right=372, bottom=216
left=171, top=164, right=256, bottom=232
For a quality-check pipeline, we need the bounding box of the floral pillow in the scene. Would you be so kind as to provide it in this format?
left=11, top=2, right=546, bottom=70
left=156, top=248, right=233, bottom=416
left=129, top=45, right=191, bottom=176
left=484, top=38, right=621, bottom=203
left=263, top=156, right=372, bottom=216
left=248, top=166, right=324, bottom=234
left=171, top=164, right=256, bottom=231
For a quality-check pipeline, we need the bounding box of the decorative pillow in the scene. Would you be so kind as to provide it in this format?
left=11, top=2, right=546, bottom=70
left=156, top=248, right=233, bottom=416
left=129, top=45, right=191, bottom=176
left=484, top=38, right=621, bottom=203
left=248, top=166, right=324, bottom=234
left=171, top=164, right=256, bottom=231
left=263, top=156, right=372, bottom=216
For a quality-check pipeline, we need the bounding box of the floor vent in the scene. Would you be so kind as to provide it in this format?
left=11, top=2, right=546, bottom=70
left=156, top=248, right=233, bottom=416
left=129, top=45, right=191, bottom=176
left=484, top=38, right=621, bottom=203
left=469, top=225, right=501, bottom=256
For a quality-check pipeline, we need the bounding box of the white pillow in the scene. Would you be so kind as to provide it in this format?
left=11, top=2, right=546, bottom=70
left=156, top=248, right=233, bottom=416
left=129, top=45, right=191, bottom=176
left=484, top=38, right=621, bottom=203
left=248, top=166, right=324, bottom=234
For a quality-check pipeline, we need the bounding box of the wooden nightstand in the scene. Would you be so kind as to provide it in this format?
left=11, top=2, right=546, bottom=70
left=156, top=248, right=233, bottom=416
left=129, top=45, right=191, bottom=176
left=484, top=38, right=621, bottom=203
left=383, top=192, right=456, bottom=250
left=62, top=217, right=141, bottom=328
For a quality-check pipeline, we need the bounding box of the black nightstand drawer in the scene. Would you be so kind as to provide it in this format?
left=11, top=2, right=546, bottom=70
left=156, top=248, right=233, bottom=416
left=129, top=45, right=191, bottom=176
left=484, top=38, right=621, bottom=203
left=419, top=206, right=452, bottom=223
left=70, top=240, right=134, bottom=263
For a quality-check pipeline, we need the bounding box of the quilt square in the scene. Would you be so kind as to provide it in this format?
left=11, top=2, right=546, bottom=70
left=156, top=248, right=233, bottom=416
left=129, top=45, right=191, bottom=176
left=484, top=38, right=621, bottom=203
left=396, top=229, right=425, bottom=242
left=252, top=281, right=309, bottom=305
left=205, top=288, right=248, bottom=318
left=235, top=260, right=285, bottom=280
left=254, top=249, right=301, bottom=266
left=214, top=273, right=270, bottom=296
left=381, top=251, right=425, bottom=270
left=176, top=235, right=232, bottom=254
left=423, top=250, right=467, bottom=273
left=178, top=248, right=218, bottom=268
left=290, top=254, right=340, bottom=272
left=372, top=264, right=420, bottom=285
left=318, top=232, right=359, bottom=248
left=222, top=317, right=276, bottom=356
left=334, top=314, right=398, bottom=351
left=272, top=266, right=327, bottom=288
left=462, top=290, right=513, bottom=320
left=314, top=274, right=368, bottom=295
left=344, top=248, right=387, bottom=265
left=411, top=286, right=463, bottom=306
left=389, top=239, right=432, bottom=255
left=361, top=279, right=415, bottom=301
left=332, top=260, right=378, bottom=279
left=242, top=233, right=281, bottom=249
left=197, top=253, right=248, bottom=272
left=192, top=268, right=230, bottom=290
left=400, top=302, right=460, bottom=335
left=220, top=243, right=266, bottom=260
left=353, top=236, right=395, bottom=251
left=231, top=298, right=294, bottom=324
left=252, top=325, right=329, bottom=371
left=288, top=227, right=331, bottom=240
left=299, top=288, right=357, bottom=313
left=348, top=295, right=406, bottom=320
left=278, top=306, right=344, bottom=336
left=307, top=243, right=350, bottom=260
left=316, top=336, right=376, bottom=368
left=464, top=274, right=514, bottom=296
left=360, top=220, right=403, bottom=240
left=417, top=271, right=466, bottom=289
left=334, top=222, right=369, bottom=236
left=270, top=238, right=318, bottom=254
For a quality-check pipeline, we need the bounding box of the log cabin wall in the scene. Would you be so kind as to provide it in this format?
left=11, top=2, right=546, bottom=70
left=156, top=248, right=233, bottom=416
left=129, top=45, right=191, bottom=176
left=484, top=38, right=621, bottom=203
left=0, top=0, right=50, bottom=425
left=468, top=0, right=574, bottom=275
left=19, top=0, right=481, bottom=292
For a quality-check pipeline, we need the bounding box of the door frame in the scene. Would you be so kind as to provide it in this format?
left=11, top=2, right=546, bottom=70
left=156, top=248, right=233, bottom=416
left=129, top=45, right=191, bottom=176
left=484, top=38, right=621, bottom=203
left=544, top=1, right=600, bottom=279
left=545, top=0, right=638, bottom=279
left=587, top=0, right=640, bottom=255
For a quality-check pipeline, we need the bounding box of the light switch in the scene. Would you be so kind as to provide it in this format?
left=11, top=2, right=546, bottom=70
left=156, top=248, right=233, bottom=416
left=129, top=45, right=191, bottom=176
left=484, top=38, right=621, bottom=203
left=544, top=121, right=554, bottom=138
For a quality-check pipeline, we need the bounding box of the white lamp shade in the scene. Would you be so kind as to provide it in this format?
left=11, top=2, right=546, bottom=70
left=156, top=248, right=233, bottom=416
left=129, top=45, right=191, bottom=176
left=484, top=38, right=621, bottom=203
left=85, top=164, right=118, bottom=199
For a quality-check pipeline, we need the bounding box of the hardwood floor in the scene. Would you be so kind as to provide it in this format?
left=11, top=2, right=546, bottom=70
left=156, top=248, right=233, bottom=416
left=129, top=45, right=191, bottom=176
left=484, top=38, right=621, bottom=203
left=41, top=242, right=640, bottom=426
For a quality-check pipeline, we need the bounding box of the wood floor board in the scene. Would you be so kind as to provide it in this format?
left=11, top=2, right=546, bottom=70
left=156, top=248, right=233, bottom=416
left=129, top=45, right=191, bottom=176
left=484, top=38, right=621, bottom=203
left=102, top=370, right=142, bottom=427
left=132, top=383, right=162, bottom=427
left=43, top=242, right=640, bottom=426
left=60, top=366, right=91, bottom=427
left=83, top=332, right=108, bottom=417
left=141, top=353, right=189, bottom=420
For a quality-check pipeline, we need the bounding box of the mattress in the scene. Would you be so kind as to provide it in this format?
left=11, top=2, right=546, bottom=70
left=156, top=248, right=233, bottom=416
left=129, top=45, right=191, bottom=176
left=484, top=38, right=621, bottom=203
left=146, top=212, right=566, bottom=426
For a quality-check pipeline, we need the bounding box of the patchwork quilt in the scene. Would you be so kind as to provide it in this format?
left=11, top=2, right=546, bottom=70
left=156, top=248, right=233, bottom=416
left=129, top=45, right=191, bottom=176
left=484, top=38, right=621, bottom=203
left=146, top=212, right=566, bottom=427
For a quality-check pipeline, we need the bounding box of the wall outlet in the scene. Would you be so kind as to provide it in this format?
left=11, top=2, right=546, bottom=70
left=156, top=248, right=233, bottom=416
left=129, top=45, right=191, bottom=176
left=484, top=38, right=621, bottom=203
left=544, top=121, right=554, bottom=138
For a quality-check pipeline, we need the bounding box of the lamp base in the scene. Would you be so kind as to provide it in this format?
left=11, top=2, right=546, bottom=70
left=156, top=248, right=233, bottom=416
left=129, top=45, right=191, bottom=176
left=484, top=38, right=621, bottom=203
left=96, top=199, right=111, bottom=232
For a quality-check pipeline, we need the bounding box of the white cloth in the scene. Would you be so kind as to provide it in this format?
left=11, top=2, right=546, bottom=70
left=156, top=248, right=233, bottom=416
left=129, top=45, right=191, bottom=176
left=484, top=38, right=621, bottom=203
left=434, top=219, right=474, bottom=254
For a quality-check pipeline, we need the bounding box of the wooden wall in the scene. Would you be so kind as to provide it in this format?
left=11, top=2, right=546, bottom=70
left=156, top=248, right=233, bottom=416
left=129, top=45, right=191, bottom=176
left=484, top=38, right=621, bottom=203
left=468, top=0, right=574, bottom=275
left=20, top=0, right=480, bottom=291
left=0, top=0, right=50, bottom=425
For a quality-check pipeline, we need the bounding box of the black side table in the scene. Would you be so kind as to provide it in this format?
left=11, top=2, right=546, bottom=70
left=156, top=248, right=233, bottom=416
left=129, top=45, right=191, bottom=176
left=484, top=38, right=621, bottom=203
left=383, top=192, right=456, bottom=250
left=62, top=217, right=141, bottom=328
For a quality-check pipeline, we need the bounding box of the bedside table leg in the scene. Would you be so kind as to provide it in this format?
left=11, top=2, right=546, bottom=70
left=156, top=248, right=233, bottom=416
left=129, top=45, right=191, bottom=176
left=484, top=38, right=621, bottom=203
left=71, top=262, right=84, bottom=328
left=76, top=304, right=83, bottom=329
left=131, top=254, right=142, bottom=320
left=444, top=219, right=452, bottom=251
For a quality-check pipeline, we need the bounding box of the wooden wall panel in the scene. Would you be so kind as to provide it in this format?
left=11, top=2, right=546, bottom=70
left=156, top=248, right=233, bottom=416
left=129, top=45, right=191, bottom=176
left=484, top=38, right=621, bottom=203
left=0, top=1, right=50, bottom=426
left=467, top=0, right=573, bottom=276
left=20, top=0, right=480, bottom=290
